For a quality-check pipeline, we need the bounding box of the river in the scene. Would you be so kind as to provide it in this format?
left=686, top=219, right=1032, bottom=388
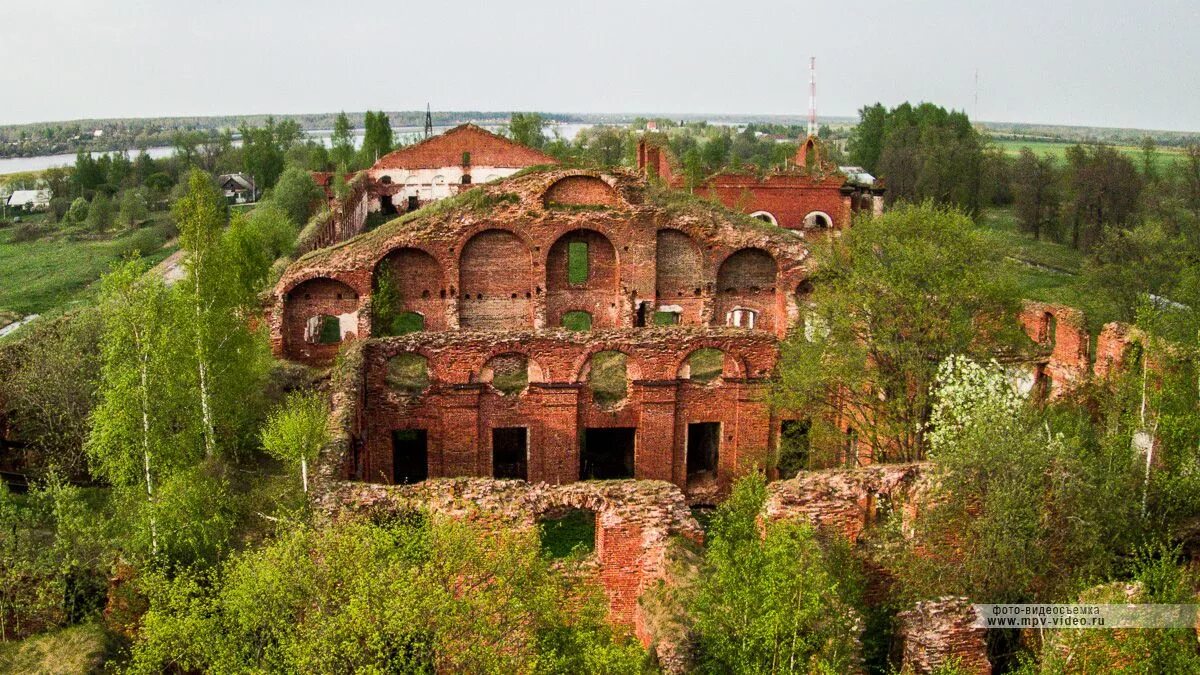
left=0, top=123, right=594, bottom=176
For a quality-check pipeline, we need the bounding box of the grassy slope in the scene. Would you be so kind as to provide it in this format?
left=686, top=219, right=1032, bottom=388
left=974, top=207, right=1100, bottom=316
left=0, top=215, right=177, bottom=316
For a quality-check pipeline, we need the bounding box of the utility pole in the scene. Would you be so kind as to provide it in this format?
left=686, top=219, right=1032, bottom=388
left=807, top=56, right=817, bottom=139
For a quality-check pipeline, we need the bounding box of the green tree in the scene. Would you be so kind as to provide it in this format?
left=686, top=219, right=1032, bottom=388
left=774, top=202, right=1022, bottom=461
left=358, top=110, right=395, bottom=166
left=1011, top=148, right=1060, bottom=240
left=330, top=111, right=356, bottom=170
left=127, top=517, right=646, bottom=673
left=173, top=170, right=271, bottom=460
left=1061, top=144, right=1143, bottom=250
left=508, top=112, right=547, bottom=150
left=240, top=118, right=297, bottom=190
left=66, top=196, right=89, bottom=224
left=267, top=167, right=324, bottom=226
left=221, top=203, right=297, bottom=305
left=86, top=257, right=197, bottom=556
left=847, top=103, right=887, bottom=172
left=85, top=192, right=114, bottom=231
left=690, top=473, right=863, bottom=672
left=260, top=391, right=329, bottom=493
left=118, top=188, right=150, bottom=228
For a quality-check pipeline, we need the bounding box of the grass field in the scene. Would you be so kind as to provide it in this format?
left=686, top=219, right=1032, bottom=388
left=972, top=207, right=1120, bottom=328
left=0, top=622, right=112, bottom=674
left=990, top=138, right=1186, bottom=173
left=0, top=214, right=177, bottom=316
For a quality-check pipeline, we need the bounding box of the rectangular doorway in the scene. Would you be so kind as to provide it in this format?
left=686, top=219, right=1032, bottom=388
left=392, top=429, right=428, bottom=484
left=492, top=427, right=528, bottom=480
left=580, top=428, right=635, bottom=480
left=686, top=422, right=720, bottom=484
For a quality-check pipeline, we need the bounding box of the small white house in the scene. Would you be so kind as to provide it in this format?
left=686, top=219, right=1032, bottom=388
left=6, top=189, right=51, bottom=211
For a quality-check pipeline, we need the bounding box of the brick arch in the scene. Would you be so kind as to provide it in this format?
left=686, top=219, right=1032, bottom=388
left=282, top=276, right=361, bottom=364
left=545, top=228, right=620, bottom=329
left=542, top=175, right=623, bottom=208
left=478, top=351, right=547, bottom=390
left=376, top=343, right=451, bottom=384
left=570, top=346, right=645, bottom=384
left=372, top=247, right=450, bottom=331
left=655, top=228, right=705, bottom=324
left=748, top=211, right=778, bottom=226
left=714, top=248, right=778, bottom=332
left=803, top=210, right=833, bottom=229
left=458, top=228, right=535, bottom=330
left=673, top=345, right=749, bottom=380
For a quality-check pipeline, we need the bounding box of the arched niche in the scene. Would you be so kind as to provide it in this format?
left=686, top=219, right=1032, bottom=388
left=545, top=229, right=619, bottom=329
left=282, top=277, right=359, bottom=362
left=655, top=228, right=704, bottom=324
left=373, top=247, right=448, bottom=334
left=542, top=175, right=622, bottom=208
left=459, top=229, right=534, bottom=330
left=714, top=248, right=777, bottom=332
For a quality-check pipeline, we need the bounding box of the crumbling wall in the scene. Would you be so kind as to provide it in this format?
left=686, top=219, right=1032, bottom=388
left=897, top=597, right=991, bottom=674
left=763, top=463, right=929, bottom=542
left=1019, top=302, right=1140, bottom=397
left=313, top=476, right=701, bottom=644
left=543, top=175, right=623, bottom=208
left=295, top=172, right=370, bottom=255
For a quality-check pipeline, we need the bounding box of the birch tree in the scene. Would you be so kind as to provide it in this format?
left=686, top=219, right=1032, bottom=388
left=85, top=257, right=198, bottom=555
left=260, top=391, right=329, bottom=493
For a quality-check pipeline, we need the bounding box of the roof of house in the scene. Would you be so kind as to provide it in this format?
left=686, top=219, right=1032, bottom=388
left=217, top=173, right=256, bottom=192
left=371, top=124, right=558, bottom=171
left=7, top=189, right=50, bottom=207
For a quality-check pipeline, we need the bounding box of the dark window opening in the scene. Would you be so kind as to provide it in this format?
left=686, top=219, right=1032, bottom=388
left=492, top=427, right=528, bottom=480
left=461, top=174, right=472, bottom=185
left=407, top=195, right=419, bottom=212
left=686, top=423, right=720, bottom=485
left=778, top=420, right=811, bottom=478
left=392, top=430, right=428, bottom=484
left=581, top=428, right=635, bottom=480
left=635, top=301, right=649, bottom=327
left=380, top=194, right=396, bottom=215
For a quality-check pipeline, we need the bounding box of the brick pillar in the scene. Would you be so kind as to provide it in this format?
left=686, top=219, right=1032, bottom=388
left=595, top=515, right=644, bottom=629
left=439, top=385, right=483, bottom=477
left=527, top=383, right=582, bottom=484
left=898, top=597, right=991, bottom=674
left=732, top=380, right=771, bottom=482
left=633, top=380, right=679, bottom=483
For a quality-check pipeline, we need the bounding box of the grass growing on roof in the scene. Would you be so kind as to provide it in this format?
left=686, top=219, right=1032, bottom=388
left=589, top=350, right=628, bottom=406
left=386, top=353, right=429, bottom=394
left=687, top=348, right=724, bottom=383
left=562, top=310, right=592, bottom=331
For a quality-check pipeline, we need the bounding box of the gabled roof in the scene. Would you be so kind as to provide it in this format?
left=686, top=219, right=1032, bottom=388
left=217, top=173, right=255, bottom=192
left=7, top=189, right=50, bottom=207
left=371, top=123, right=557, bottom=171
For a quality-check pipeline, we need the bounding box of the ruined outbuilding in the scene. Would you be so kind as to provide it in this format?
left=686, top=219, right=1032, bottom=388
left=271, top=168, right=814, bottom=500
left=638, top=135, right=884, bottom=232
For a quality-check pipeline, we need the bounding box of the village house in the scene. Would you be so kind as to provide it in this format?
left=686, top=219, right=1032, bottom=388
left=5, top=188, right=51, bottom=211
left=216, top=173, right=256, bottom=204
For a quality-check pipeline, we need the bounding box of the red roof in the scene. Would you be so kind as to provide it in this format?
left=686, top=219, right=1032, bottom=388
left=371, top=123, right=557, bottom=171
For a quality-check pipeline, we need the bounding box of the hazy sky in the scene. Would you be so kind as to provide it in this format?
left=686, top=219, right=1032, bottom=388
left=2, top=0, right=1198, bottom=131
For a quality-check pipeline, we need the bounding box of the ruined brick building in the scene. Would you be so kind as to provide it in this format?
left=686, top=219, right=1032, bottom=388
left=271, top=168, right=814, bottom=500
left=638, top=134, right=885, bottom=232
left=367, top=123, right=557, bottom=216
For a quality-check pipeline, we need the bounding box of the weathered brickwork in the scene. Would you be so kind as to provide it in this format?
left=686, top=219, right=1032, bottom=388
left=1018, top=301, right=1140, bottom=398
left=295, top=172, right=371, bottom=255
left=897, top=598, right=991, bottom=674
left=637, top=137, right=883, bottom=232
left=763, top=463, right=929, bottom=542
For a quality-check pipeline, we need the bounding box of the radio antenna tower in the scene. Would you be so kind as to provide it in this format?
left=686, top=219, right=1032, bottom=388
left=424, top=103, right=433, bottom=139
left=807, top=57, right=817, bottom=138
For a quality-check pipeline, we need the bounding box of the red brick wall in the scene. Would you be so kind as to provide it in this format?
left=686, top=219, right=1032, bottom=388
left=543, top=175, right=623, bottom=208
left=655, top=229, right=706, bottom=324
left=280, top=277, right=361, bottom=364
left=458, top=229, right=536, bottom=330
left=356, top=329, right=778, bottom=499
left=372, top=124, right=557, bottom=170
left=715, top=248, right=779, bottom=332
left=1018, top=302, right=1091, bottom=397
left=694, top=174, right=851, bottom=230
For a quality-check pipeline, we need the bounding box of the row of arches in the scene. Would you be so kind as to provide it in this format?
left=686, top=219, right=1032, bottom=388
left=283, top=228, right=788, bottom=357
left=749, top=210, right=832, bottom=229
left=382, top=345, right=741, bottom=402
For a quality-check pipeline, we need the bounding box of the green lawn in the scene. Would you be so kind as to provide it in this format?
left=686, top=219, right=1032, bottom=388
left=0, top=622, right=113, bottom=674
left=990, top=138, right=1185, bottom=173
left=0, top=217, right=176, bottom=316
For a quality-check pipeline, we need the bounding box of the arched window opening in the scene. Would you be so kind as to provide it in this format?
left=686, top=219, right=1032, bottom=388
left=386, top=353, right=429, bottom=395
left=804, top=211, right=832, bottom=229
left=483, top=353, right=530, bottom=396
left=749, top=211, right=778, bottom=226
left=683, top=348, right=724, bottom=384
left=588, top=350, right=628, bottom=407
